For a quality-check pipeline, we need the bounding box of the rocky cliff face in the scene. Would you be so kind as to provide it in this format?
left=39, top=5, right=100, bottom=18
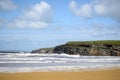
left=53, top=41, right=120, bottom=56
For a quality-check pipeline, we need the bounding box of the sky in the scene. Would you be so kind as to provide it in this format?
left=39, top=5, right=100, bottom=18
left=0, top=0, right=120, bottom=51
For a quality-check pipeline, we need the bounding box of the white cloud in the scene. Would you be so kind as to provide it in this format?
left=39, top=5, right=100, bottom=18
left=94, top=0, right=120, bottom=21
left=8, top=1, right=53, bottom=29
left=69, top=0, right=120, bottom=21
left=0, top=0, right=16, bottom=11
left=68, top=0, right=120, bottom=39
left=69, top=0, right=92, bottom=18
left=8, top=20, right=48, bottom=29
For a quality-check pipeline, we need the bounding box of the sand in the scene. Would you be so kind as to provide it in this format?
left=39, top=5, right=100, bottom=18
left=0, top=69, right=120, bottom=80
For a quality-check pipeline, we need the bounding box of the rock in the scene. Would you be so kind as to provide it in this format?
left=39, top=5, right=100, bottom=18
left=53, top=40, right=120, bottom=56
left=31, top=48, right=54, bottom=53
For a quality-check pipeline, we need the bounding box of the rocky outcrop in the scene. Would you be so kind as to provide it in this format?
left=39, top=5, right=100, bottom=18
left=53, top=40, right=120, bottom=56
left=31, top=48, right=53, bottom=53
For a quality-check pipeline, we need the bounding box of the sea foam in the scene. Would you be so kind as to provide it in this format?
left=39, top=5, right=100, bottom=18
left=0, top=53, right=120, bottom=72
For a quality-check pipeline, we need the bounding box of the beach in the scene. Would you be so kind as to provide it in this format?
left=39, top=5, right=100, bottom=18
left=0, top=68, right=120, bottom=80
left=0, top=0, right=120, bottom=80
left=0, top=53, right=120, bottom=80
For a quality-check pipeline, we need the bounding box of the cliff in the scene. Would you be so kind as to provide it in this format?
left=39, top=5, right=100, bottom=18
left=53, top=40, right=120, bottom=56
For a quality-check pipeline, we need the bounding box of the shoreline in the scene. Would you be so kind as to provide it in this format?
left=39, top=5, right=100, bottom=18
left=0, top=66, right=120, bottom=73
left=0, top=68, right=120, bottom=80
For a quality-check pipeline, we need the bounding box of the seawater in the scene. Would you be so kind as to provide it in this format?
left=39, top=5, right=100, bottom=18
left=0, top=53, right=120, bottom=72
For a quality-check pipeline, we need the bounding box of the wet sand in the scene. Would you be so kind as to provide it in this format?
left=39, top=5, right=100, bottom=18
left=0, top=69, right=120, bottom=80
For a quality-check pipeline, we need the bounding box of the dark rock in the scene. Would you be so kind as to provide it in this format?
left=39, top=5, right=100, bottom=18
left=53, top=41, right=120, bottom=56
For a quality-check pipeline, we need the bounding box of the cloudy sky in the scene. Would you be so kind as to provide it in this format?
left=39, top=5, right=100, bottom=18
left=0, top=0, right=120, bottom=51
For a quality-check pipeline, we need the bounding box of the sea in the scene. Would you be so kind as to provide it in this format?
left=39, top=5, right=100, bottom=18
left=0, top=53, right=120, bottom=73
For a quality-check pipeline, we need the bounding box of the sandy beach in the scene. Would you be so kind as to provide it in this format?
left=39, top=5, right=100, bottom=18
left=0, top=68, right=120, bottom=80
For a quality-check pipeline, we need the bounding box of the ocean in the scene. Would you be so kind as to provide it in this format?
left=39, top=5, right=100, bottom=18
left=0, top=53, right=120, bottom=73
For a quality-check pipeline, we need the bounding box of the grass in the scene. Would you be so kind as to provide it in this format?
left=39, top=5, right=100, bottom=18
left=67, top=40, right=120, bottom=46
left=40, top=47, right=54, bottom=51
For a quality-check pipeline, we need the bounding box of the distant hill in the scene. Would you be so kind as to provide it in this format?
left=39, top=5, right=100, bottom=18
left=0, top=50, right=29, bottom=53
left=0, top=51, right=19, bottom=53
left=32, top=40, right=120, bottom=56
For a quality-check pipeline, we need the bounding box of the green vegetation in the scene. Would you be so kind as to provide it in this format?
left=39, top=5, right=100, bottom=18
left=40, top=47, right=54, bottom=51
left=67, top=40, right=120, bottom=46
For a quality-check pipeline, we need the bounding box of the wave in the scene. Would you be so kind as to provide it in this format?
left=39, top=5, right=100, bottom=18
left=0, top=64, right=120, bottom=73
left=0, top=58, right=119, bottom=63
left=0, top=53, right=80, bottom=58
left=0, top=53, right=120, bottom=72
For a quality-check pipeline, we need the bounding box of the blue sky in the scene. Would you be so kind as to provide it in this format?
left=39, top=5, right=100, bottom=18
left=0, top=0, right=120, bottom=51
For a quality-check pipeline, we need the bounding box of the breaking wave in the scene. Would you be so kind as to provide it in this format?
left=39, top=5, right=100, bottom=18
left=0, top=53, right=120, bottom=72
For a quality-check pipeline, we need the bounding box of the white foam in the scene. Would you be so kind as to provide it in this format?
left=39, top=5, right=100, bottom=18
left=0, top=53, right=120, bottom=72
left=0, top=64, right=120, bottom=73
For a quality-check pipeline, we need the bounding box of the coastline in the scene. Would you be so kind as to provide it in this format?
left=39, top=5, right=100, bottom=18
left=0, top=65, right=120, bottom=73
left=0, top=68, right=120, bottom=80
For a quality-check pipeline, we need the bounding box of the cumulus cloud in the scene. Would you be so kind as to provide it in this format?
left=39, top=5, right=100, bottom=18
left=94, top=0, right=120, bottom=21
left=8, top=1, right=53, bottom=29
left=69, top=0, right=120, bottom=21
left=0, top=0, right=16, bottom=11
left=69, top=0, right=92, bottom=18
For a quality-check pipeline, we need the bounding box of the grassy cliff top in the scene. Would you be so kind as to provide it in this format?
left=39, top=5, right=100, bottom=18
left=66, top=40, right=120, bottom=46
left=40, top=47, right=54, bottom=51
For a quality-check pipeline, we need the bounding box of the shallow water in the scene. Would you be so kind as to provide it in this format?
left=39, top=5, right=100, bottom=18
left=0, top=53, right=120, bottom=72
